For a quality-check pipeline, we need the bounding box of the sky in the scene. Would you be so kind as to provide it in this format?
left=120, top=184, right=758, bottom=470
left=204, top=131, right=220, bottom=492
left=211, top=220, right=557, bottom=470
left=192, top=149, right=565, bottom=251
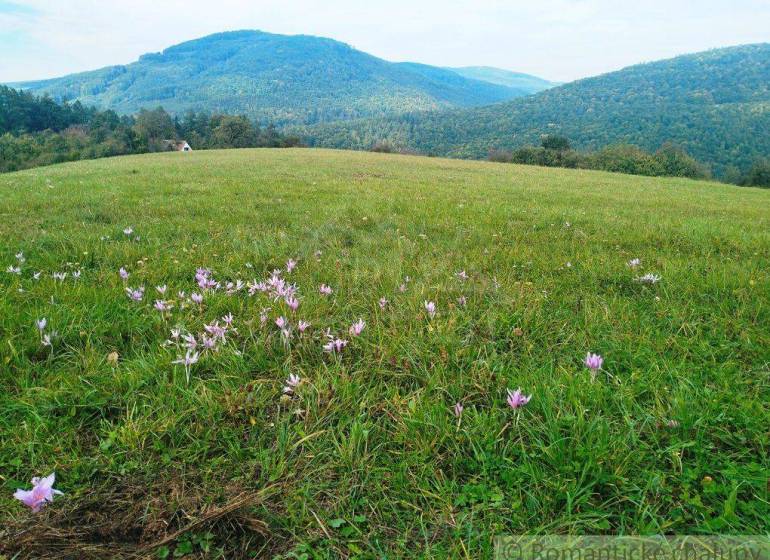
left=1, top=0, right=769, bottom=83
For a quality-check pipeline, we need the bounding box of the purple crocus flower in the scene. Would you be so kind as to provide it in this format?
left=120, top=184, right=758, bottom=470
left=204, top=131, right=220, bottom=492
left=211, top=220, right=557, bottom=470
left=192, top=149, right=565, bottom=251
left=506, top=388, right=532, bottom=410
left=456, top=270, right=468, bottom=281
left=172, top=350, right=199, bottom=367
left=282, top=373, right=301, bottom=394
left=319, top=284, right=332, bottom=296
left=584, top=352, right=603, bottom=371
left=36, top=318, right=47, bottom=331
left=457, top=296, right=467, bottom=307
left=379, top=297, right=388, bottom=310
left=323, top=334, right=348, bottom=353
left=173, top=350, right=199, bottom=383
left=154, top=300, right=172, bottom=312
left=119, top=267, right=129, bottom=280
left=14, top=473, right=63, bottom=512
left=453, top=402, right=464, bottom=418
left=286, top=259, right=297, bottom=273
left=204, top=321, right=227, bottom=341
left=298, top=320, right=311, bottom=333
left=221, top=313, right=234, bottom=325
left=280, top=327, right=293, bottom=344
left=636, top=273, right=661, bottom=284
left=424, top=301, right=436, bottom=319
left=183, top=333, right=197, bottom=350
left=285, top=296, right=299, bottom=312
left=275, top=316, right=288, bottom=329
left=190, top=292, right=203, bottom=304
left=126, top=286, right=144, bottom=301
left=349, top=319, right=365, bottom=337
left=156, top=285, right=167, bottom=295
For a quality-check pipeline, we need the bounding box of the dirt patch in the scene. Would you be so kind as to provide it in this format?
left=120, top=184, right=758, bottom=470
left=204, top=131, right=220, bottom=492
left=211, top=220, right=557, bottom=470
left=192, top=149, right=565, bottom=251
left=1, top=479, right=279, bottom=559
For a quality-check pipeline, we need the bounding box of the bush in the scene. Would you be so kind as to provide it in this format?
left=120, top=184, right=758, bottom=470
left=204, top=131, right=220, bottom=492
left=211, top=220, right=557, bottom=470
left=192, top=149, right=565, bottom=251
left=743, top=160, right=770, bottom=188
left=541, top=135, right=571, bottom=151
left=653, top=143, right=709, bottom=179
left=510, top=146, right=581, bottom=168
left=370, top=141, right=395, bottom=153
left=489, top=139, right=711, bottom=181
left=587, top=145, right=664, bottom=176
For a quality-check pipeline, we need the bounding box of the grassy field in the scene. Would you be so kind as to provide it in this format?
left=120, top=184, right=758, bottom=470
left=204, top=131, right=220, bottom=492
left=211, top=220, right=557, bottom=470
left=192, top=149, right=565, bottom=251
left=0, top=148, right=769, bottom=559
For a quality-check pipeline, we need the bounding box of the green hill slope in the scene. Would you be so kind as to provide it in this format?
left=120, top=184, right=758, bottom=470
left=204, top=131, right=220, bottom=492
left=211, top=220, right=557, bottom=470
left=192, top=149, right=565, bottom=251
left=1, top=149, right=769, bottom=556
left=305, top=44, right=770, bottom=175
left=10, top=30, right=535, bottom=126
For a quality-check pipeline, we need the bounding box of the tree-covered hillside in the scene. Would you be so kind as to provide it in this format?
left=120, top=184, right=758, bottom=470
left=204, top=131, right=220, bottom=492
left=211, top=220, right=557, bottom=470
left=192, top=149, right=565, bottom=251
left=304, top=44, right=770, bottom=176
left=0, top=85, right=300, bottom=172
left=11, top=31, right=536, bottom=126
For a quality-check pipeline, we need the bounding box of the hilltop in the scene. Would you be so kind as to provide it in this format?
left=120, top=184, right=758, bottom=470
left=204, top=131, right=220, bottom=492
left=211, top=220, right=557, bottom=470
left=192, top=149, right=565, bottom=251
left=10, top=30, right=541, bottom=126
left=305, top=43, right=770, bottom=176
left=446, top=66, right=559, bottom=94
left=1, top=149, right=768, bottom=557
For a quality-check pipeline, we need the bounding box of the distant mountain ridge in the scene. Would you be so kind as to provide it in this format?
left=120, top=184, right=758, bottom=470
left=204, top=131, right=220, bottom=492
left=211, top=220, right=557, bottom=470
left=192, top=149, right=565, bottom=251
left=304, top=43, right=770, bottom=176
left=446, top=66, right=559, bottom=94
left=9, top=30, right=550, bottom=126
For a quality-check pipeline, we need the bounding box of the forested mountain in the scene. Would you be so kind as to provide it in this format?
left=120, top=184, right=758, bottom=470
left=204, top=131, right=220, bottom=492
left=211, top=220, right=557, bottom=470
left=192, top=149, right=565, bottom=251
left=446, top=66, right=558, bottom=94
left=304, top=44, right=770, bottom=176
left=10, top=30, right=540, bottom=126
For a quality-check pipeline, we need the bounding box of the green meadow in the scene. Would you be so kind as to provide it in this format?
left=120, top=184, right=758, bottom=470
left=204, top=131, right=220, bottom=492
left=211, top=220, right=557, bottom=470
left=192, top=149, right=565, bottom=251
left=1, top=149, right=768, bottom=558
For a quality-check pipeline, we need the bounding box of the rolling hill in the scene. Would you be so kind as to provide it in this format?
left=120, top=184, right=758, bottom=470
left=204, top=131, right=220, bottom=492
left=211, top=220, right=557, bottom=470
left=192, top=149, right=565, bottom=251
left=304, top=43, right=770, bottom=176
left=446, top=66, right=559, bottom=94
left=1, top=149, right=769, bottom=557
left=10, top=30, right=543, bottom=126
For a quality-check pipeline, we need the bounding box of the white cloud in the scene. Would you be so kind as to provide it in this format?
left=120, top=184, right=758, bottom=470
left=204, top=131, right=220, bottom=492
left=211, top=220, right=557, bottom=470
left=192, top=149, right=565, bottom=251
left=1, top=0, right=769, bottom=83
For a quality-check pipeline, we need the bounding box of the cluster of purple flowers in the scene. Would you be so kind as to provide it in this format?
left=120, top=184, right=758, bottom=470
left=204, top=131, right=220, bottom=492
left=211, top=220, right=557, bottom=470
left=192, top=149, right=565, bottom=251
left=15, top=250, right=663, bottom=515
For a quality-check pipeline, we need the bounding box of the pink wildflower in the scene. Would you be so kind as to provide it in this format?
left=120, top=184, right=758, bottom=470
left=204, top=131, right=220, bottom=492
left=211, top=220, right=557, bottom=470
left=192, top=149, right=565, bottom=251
left=584, top=353, right=603, bottom=371
left=14, top=473, right=63, bottom=512
left=349, top=319, right=365, bottom=337
left=424, top=301, right=436, bottom=319
left=506, top=388, right=532, bottom=410
left=282, top=373, right=301, bottom=394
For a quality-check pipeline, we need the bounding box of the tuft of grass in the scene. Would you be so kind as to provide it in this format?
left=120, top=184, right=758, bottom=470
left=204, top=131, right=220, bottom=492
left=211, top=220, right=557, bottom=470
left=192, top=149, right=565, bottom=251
left=0, top=148, right=769, bottom=558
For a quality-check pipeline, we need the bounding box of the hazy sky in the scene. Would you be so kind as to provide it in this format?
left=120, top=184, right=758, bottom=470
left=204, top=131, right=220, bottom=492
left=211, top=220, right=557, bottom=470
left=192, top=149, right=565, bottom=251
left=1, top=0, right=768, bottom=83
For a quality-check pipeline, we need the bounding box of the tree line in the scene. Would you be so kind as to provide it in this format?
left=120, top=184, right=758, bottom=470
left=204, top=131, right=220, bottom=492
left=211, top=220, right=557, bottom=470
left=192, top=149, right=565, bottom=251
left=484, top=136, right=769, bottom=187
left=0, top=86, right=301, bottom=173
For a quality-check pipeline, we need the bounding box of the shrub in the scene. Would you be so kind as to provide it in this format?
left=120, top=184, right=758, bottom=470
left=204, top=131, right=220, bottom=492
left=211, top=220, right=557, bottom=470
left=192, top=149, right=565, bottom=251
left=370, top=141, right=395, bottom=153
left=743, top=160, right=770, bottom=188
left=653, top=143, right=709, bottom=179
left=541, top=135, right=571, bottom=152
left=587, top=145, right=664, bottom=176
